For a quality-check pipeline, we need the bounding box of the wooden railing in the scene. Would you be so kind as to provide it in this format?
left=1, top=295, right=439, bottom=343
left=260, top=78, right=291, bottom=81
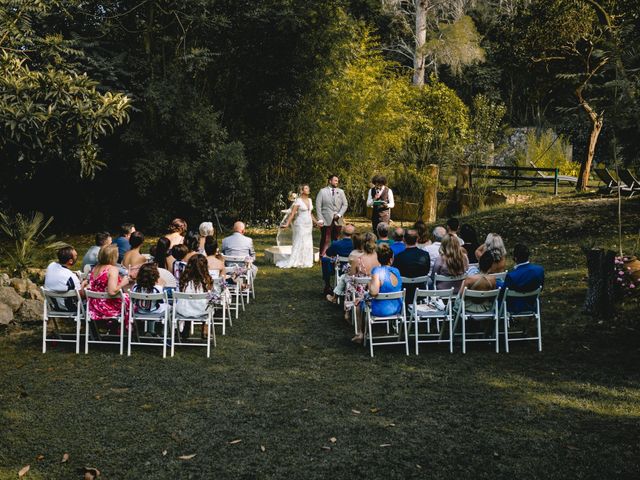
left=469, top=165, right=561, bottom=195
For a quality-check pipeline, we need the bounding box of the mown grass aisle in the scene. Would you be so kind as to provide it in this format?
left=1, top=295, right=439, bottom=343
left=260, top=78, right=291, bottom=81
left=1, top=199, right=639, bottom=479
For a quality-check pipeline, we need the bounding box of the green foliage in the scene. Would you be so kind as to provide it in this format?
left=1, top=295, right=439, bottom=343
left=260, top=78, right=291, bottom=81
left=0, top=211, right=65, bottom=277
left=0, top=0, right=131, bottom=179
left=518, top=129, right=580, bottom=177
left=425, top=15, right=486, bottom=76
left=404, top=76, right=470, bottom=172
left=298, top=29, right=412, bottom=210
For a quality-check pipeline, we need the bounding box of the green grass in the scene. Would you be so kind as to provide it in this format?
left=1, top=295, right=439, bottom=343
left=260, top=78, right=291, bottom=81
left=1, top=195, right=639, bottom=479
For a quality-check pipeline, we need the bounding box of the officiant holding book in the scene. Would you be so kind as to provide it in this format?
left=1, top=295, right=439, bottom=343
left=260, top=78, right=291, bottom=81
left=367, top=175, right=395, bottom=232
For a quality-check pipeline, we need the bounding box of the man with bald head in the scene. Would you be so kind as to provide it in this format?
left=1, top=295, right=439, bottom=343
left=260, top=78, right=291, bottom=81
left=222, top=221, right=256, bottom=265
left=321, top=224, right=355, bottom=294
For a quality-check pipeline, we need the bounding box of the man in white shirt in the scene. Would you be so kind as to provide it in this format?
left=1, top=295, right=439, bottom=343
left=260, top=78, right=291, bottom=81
left=424, top=226, right=446, bottom=272
left=366, top=175, right=395, bottom=232
left=44, top=246, right=85, bottom=310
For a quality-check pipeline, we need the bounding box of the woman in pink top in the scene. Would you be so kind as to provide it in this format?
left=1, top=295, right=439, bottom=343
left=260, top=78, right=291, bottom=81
left=89, top=245, right=130, bottom=322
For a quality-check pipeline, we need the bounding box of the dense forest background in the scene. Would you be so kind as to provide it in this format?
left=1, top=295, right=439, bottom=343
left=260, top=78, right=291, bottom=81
left=1, top=0, right=639, bottom=231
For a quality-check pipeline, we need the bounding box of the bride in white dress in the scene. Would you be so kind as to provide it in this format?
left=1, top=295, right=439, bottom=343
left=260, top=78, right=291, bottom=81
left=277, top=184, right=321, bottom=269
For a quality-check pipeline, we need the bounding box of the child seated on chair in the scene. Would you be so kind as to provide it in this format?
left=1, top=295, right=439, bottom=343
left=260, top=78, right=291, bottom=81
left=131, top=263, right=167, bottom=336
left=176, top=254, right=213, bottom=339
left=171, top=244, right=189, bottom=283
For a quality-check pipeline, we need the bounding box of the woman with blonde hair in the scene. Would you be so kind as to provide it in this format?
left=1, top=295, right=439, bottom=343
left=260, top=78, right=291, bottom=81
left=475, top=233, right=507, bottom=273
left=88, top=244, right=130, bottom=323
left=277, top=184, right=322, bottom=269
left=431, top=234, right=469, bottom=294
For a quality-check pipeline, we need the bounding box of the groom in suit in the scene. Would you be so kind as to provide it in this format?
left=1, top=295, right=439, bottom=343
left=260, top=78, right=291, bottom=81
left=316, top=174, right=348, bottom=257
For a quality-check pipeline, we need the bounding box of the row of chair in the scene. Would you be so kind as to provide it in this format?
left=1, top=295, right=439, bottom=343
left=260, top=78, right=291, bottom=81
left=42, top=256, right=256, bottom=358
left=341, top=272, right=541, bottom=357
left=594, top=168, right=640, bottom=197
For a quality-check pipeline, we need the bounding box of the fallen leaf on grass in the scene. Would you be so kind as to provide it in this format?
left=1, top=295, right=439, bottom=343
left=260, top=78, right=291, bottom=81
left=329, top=437, right=337, bottom=444
left=36, top=455, right=44, bottom=461
left=320, top=446, right=331, bottom=451
left=260, top=445, right=266, bottom=452
left=61, top=453, right=69, bottom=463
left=379, top=444, right=391, bottom=448
left=229, top=439, right=242, bottom=445
left=370, top=407, right=380, bottom=414
left=351, top=409, right=361, bottom=415
left=18, top=465, right=30, bottom=477
left=83, top=467, right=101, bottom=479
left=566, top=445, right=579, bottom=451
left=416, top=464, right=422, bottom=469
left=178, top=454, right=196, bottom=460
left=161, top=450, right=167, bottom=456
left=110, top=387, right=129, bottom=394
left=386, top=423, right=396, bottom=427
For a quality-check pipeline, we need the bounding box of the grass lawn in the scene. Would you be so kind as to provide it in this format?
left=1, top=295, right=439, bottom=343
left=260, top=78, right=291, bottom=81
left=1, top=195, right=639, bottom=479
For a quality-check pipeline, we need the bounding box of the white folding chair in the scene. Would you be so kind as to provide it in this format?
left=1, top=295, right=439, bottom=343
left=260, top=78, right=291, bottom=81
left=210, top=278, right=233, bottom=335
left=224, top=271, right=244, bottom=320
left=490, top=271, right=507, bottom=282
left=501, top=286, right=543, bottom=352
left=171, top=292, right=215, bottom=358
left=127, top=291, right=170, bottom=358
left=452, top=288, right=501, bottom=354
left=400, top=275, right=430, bottom=303
left=84, top=290, right=126, bottom=355
left=433, top=273, right=467, bottom=291
left=41, top=288, right=84, bottom=354
left=364, top=290, right=408, bottom=357
left=346, top=276, right=371, bottom=335
left=410, top=288, right=455, bottom=354
left=332, top=255, right=351, bottom=302
left=224, top=255, right=255, bottom=303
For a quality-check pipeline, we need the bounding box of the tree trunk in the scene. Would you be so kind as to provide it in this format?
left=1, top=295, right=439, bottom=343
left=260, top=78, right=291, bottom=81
left=421, top=164, right=438, bottom=222
left=575, top=91, right=604, bottom=191
left=583, top=248, right=615, bottom=318
left=413, top=0, right=428, bottom=86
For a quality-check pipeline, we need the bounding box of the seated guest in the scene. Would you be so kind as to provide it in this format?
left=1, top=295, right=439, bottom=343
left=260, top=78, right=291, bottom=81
left=204, top=236, right=226, bottom=279
left=390, top=227, right=406, bottom=256
left=131, top=263, right=167, bottom=336
left=446, top=217, right=465, bottom=246
left=183, top=231, right=200, bottom=264
left=171, top=244, right=189, bottom=282
left=221, top=221, right=257, bottom=275
left=348, top=233, right=364, bottom=261
left=393, top=229, right=430, bottom=304
left=151, top=237, right=173, bottom=271
left=352, top=244, right=402, bottom=343
left=502, top=244, right=545, bottom=314
left=456, top=251, right=498, bottom=314
left=165, top=218, right=187, bottom=248
left=198, top=222, right=215, bottom=253
left=321, top=224, right=355, bottom=294
left=88, top=245, right=130, bottom=322
left=82, top=232, right=111, bottom=271
left=459, top=224, right=479, bottom=264
left=349, top=232, right=380, bottom=276
left=121, top=231, right=147, bottom=279
left=44, top=245, right=85, bottom=310
left=475, top=233, right=507, bottom=273
left=414, top=221, right=431, bottom=250
left=376, top=222, right=393, bottom=246
left=424, top=226, right=446, bottom=272
left=176, top=254, right=213, bottom=339
left=114, top=223, right=135, bottom=263
left=431, top=234, right=469, bottom=294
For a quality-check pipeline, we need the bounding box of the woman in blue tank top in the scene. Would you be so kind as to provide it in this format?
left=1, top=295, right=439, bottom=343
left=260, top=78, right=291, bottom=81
left=353, top=244, right=403, bottom=343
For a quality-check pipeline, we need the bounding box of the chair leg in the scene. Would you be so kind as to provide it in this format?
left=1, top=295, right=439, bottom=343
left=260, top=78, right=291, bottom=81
left=504, top=314, right=510, bottom=353
left=76, top=317, right=81, bottom=354
left=207, top=321, right=211, bottom=358
left=537, top=314, right=542, bottom=352
left=171, top=320, right=176, bottom=357
left=404, top=320, right=409, bottom=356
left=85, top=317, right=90, bottom=354
left=414, top=317, right=419, bottom=355
left=162, top=318, right=167, bottom=359
left=494, top=315, right=499, bottom=353
left=42, top=319, right=47, bottom=354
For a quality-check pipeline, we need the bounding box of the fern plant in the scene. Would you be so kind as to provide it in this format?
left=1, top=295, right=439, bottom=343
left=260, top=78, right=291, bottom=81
left=0, top=211, right=66, bottom=278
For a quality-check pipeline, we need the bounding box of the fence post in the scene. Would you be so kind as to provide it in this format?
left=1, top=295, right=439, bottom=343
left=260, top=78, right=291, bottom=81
left=514, top=165, right=519, bottom=189
left=554, top=168, right=559, bottom=195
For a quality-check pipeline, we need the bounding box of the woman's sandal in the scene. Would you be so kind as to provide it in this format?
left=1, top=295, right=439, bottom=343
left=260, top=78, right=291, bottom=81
left=325, top=294, right=337, bottom=304
left=351, top=334, right=364, bottom=344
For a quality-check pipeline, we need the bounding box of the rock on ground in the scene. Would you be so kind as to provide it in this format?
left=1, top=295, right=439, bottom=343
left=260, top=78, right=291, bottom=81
left=0, top=303, right=13, bottom=325
left=0, top=286, right=25, bottom=312
left=17, top=299, right=44, bottom=322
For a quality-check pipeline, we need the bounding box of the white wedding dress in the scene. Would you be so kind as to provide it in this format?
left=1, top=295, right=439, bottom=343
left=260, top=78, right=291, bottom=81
left=276, top=198, right=314, bottom=269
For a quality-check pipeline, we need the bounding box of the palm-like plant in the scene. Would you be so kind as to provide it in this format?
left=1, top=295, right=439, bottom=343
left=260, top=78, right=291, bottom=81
left=0, top=211, right=66, bottom=278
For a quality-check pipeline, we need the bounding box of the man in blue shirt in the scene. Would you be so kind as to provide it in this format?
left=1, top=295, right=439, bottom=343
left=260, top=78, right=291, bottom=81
left=114, top=223, right=135, bottom=263
left=502, top=244, right=545, bottom=313
left=321, top=224, right=355, bottom=295
left=390, top=227, right=406, bottom=257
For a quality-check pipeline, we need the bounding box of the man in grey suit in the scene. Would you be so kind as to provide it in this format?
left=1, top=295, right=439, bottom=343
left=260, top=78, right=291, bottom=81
left=315, top=174, right=348, bottom=257
left=222, top=221, right=257, bottom=274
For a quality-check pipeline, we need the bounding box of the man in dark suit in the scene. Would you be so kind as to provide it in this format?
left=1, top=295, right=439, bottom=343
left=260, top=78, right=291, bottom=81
left=502, top=244, right=545, bottom=313
left=321, top=224, right=355, bottom=294
left=393, top=229, right=430, bottom=304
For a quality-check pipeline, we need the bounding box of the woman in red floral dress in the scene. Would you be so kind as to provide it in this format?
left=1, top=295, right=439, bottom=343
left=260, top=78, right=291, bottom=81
left=88, top=245, right=130, bottom=323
